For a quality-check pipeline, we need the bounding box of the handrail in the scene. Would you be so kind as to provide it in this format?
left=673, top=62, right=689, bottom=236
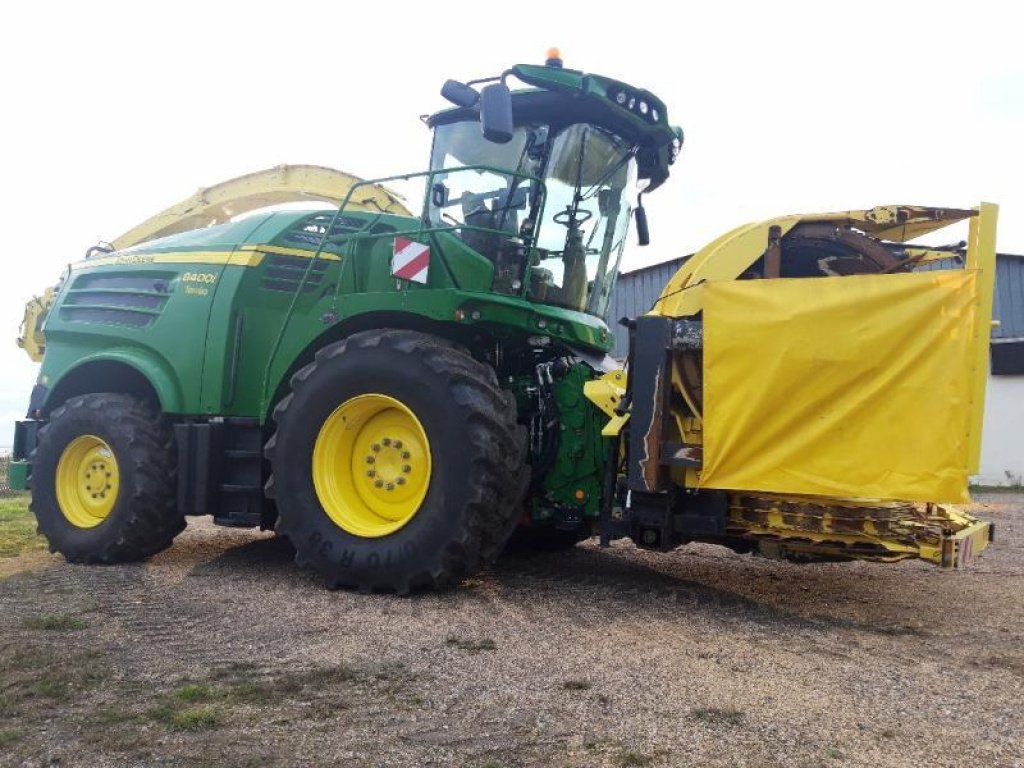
left=259, top=165, right=548, bottom=411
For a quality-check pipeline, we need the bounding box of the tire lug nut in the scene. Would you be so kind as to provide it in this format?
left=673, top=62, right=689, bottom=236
left=365, top=456, right=375, bottom=464
left=401, top=451, right=410, bottom=459
left=367, top=469, right=376, bottom=477
left=396, top=477, right=406, bottom=485
left=393, top=440, right=403, bottom=449
left=374, top=479, right=384, bottom=488
left=402, top=465, right=411, bottom=473
left=382, top=437, right=391, bottom=446
left=386, top=483, right=395, bottom=491
left=371, top=443, right=381, bottom=452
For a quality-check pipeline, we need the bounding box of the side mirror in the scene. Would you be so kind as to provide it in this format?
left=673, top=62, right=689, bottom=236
left=441, top=79, right=480, bottom=108
left=634, top=200, right=650, bottom=246
left=480, top=82, right=514, bottom=144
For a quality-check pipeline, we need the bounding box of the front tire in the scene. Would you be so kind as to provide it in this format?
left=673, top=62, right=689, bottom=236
left=31, top=393, right=184, bottom=563
left=266, top=330, right=527, bottom=592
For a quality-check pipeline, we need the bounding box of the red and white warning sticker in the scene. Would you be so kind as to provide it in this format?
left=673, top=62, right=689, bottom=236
left=391, top=237, right=430, bottom=284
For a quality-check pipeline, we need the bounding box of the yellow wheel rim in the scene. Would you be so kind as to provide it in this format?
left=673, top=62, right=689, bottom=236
left=55, top=435, right=120, bottom=529
left=312, top=394, right=432, bottom=538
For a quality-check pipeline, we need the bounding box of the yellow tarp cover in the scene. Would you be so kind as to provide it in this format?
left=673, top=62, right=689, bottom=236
left=700, top=270, right=978, bottom=503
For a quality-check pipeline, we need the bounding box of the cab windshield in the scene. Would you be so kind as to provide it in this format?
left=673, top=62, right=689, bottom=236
left=532, top=124, right=635, bottom=315
left=427, top=120, right=636, bottom=317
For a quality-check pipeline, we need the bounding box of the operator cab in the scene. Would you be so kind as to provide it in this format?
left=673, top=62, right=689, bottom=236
left=425, top=52, right=682, bottom=319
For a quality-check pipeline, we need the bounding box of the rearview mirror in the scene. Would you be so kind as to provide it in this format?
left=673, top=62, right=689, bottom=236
left=634, top=202, right=650, bottom=246
left=480, top=83, right=514, bottom=144
left=441, top=80, right=479, bottom=108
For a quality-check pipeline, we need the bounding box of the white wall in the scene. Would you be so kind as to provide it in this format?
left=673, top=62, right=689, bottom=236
left=976, top=374, right=1024, bottom=486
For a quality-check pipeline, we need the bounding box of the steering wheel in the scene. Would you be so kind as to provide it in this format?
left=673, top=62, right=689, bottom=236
left=553, top=206, right=593, bottom=227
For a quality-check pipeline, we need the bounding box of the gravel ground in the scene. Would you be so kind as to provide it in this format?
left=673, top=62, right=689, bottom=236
left=0, top=493, right=1021, bottom=768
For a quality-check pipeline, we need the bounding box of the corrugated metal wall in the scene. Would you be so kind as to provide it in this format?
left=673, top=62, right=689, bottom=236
left=605, top=257, right=686, bottom=359
left=994, top=255, right=1024, bottom=340
left=607, top=254, right=1024, bottom=359
left=916, top=254, right=1024, bottom=340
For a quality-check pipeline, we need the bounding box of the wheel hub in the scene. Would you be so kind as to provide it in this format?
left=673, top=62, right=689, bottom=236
left=313, top=394, right=431, bottom=537
left=56, top=435, right=120, bottom=528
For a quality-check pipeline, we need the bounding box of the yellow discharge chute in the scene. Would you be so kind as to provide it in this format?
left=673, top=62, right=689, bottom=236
left=111, top=164, right=411, bottom=251
left=699, top=270, right=978, bottom=503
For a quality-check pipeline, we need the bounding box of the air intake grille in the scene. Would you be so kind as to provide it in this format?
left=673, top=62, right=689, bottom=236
left=61, top=274, right=172, bottom=328
left=281, top=213, right=393, bottom=252
left=260, top=255, right=329, bottom=293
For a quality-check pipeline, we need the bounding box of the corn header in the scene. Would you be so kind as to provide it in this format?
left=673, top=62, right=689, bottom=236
left=586, top=204, right=997, bottom=568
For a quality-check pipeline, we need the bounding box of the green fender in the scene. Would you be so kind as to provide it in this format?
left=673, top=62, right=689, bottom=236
left=44, top=347, right=186, bottom=414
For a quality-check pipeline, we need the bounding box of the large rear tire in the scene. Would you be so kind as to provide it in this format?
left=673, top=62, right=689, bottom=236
left=266, top=330, right=527, bottom=592
left=30, top=393, right=184, bottom=563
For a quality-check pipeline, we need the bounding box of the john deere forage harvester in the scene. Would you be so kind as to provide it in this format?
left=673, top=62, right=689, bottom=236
left=10, top=51, right=996, bottom=591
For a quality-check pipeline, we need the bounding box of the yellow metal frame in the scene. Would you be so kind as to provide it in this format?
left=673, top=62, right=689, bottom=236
left=652, top=205, right=978, bottom=318
left=725, top=494, right=992, bottom=568
left=583, top=370, right=628, bottom=437
left=965, top=203, right=999, bottom=473
left=110, top=164, right=412, bottom=252
left=17, top=287, right=54, bottom=363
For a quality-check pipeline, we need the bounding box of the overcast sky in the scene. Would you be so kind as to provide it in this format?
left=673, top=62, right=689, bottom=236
left=1, top=1, right=1021, bottom=440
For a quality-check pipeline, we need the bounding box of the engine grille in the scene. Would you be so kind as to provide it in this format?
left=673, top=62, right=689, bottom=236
left=260, top=255, right=329, bottom=293
left=60, top=273, right=172, bottom=328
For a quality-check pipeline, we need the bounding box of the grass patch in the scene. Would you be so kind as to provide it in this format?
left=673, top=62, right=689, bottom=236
left=446, top=636, right=497, bottom=653
left=0, top=727, right=24, bottom=747
left=175, top=683, right=213, bottom=702
left=615, top=750, right=654, bottom=767
left=82, top=707, right=141, bottom=726
left=826, top=745, right=844, bottom=759
left=969, top=484, right=1023, bottom=493
left=168, top=707, right=222, bottom=732
left=0, top=646, right=108, bottom=708
left=561, top=679, right=592, bottom=691
left=218, top=663, right=355, bottom=705
left=148, top=702, right=223, bottom=732
left=0, top=496, right=46, bottom=558
left=32, top=676, right=71, bottom=700
left=225, top=680, right=280, bottom=706
left=690, top=706, right=745, bottom=726
left=22, top=613, right=87, bottom=631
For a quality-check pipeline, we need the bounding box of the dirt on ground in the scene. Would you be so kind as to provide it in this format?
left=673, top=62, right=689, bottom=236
left=0, top=493, right=1021, bottom=768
